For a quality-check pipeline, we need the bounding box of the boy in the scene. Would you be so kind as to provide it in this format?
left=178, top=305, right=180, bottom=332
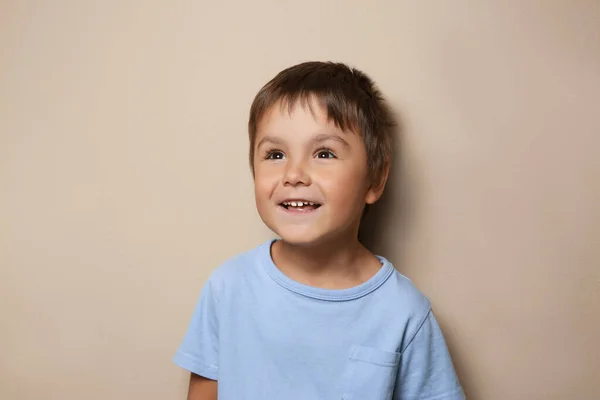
left=173, top=61, right=465, bottom=400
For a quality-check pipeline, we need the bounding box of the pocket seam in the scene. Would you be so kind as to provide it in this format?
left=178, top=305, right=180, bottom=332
left=341, top=346, right=400, bottom=400
left=349, top=345, right=401, bottom=367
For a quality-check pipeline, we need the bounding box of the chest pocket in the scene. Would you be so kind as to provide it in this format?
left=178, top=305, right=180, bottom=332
left=341, top=345, right=401, bottom=400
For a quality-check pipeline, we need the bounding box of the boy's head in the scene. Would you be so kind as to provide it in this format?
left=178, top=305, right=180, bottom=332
left=248, top=61, right=395, bottom=245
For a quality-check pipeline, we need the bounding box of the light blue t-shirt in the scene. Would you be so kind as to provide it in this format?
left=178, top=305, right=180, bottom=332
left=173, top=240, right=465, bottom=400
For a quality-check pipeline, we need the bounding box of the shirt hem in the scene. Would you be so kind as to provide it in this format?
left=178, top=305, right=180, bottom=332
left=172, top=351, right=218, bottom=381
left=415, top=386, right=466, bottom=400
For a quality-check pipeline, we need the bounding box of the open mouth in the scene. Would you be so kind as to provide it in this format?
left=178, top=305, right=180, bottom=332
left=280, top=200, right=322, bottom=211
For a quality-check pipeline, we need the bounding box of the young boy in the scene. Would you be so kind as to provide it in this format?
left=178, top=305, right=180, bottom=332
left=173, top=61, right=465, bottom=400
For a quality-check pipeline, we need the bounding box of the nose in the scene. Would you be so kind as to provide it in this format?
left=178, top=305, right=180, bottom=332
left=282, top=159, right=311, bottom=186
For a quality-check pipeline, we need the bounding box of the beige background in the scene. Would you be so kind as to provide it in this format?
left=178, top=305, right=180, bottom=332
left=1, top=1, right=599, bottom=399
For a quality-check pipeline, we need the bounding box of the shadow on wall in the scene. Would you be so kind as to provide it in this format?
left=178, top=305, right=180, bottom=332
left=358, top=109, right=472, bottom=398
left=358, top=108, right=410, bottom=257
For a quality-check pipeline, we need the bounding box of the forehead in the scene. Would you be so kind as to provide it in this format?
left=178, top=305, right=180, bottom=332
left=258, top=100, right=328, bottom=133
left=257, top=98, right=336, bottom=133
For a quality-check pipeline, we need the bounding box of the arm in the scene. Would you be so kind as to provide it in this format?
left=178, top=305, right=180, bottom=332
left=394, top=309, right=465, bottom=400
left=187, top=373, right=217, bottom=400
left=173, top=278, right=220, bottom=398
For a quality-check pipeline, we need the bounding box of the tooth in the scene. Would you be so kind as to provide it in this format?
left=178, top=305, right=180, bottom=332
left=291, top=201, right=297, bottom=207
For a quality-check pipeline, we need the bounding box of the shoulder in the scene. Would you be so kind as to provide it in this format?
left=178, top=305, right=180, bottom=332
left=385, top=267, right=431, bottom=311
left=203, top=240, right=271, bottom=298
left=372, top=258, right=433, bottom=343
left=376, top=257, right=431, bottom=312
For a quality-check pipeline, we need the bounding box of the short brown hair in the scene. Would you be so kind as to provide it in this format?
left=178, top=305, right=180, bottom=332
left=248, top=61, right=395, bottom=184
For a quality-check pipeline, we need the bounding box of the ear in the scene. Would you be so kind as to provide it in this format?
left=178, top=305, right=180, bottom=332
left=365, top=160, right=390, bottom=205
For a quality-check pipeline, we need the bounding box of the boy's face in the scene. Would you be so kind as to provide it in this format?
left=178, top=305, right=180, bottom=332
left=253, top=99, right=385, bottom=246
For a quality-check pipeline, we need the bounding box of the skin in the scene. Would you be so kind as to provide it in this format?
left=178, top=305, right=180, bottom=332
left=253, top=97, right=389, bottom=288
left=186, top=97, right=389, bottom=399
left=187, top=373, right=217, bottom=400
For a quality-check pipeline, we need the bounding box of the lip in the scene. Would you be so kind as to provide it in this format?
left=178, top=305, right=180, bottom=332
left=276, top=198, right=323, bottom=215
left=279, top=198, right=322, bottom=205
left=277, top=204, right=322, bottom=215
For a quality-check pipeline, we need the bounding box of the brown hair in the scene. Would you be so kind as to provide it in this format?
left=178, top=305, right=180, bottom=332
left=248, top=61, right=395, bottom=185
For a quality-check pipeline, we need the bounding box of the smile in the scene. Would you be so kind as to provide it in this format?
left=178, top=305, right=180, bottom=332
left=279, top=200, right=322, bottom=212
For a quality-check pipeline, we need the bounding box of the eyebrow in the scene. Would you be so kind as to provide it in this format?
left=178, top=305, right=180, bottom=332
left=256, top=133, right=350, bottom=149
left=256, top=136, right=284, bottom=150
left=312, top=133, right=350, bottom=148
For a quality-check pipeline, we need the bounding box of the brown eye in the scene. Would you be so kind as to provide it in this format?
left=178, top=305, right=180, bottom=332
left=315, top=149, right=336, bottom=159
left=266, top=151, right=285, bottom=160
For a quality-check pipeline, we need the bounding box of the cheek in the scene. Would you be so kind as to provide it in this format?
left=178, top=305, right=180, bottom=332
left=254, top=169, right=279, bottom=200
left=321, top=167, right=369, bottom=206
left=254, top=179, right=270, bottom=200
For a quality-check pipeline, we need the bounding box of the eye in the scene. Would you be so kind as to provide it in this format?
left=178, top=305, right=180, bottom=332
left=315, top=149, right=336, bottom=159
left=265, top=150, right=285, bottom=160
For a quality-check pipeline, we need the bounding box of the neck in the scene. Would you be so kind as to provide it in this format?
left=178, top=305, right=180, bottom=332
left=270, top=233, right=380, bottom=289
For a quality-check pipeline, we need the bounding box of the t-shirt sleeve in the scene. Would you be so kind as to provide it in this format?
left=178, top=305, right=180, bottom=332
left=394, top=309, right=465, bottom=400
left=172, top=279, right=219, bottom=380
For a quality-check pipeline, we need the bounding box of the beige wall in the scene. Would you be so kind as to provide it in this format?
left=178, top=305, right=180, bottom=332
left=1, top=1, right=599, bottom=399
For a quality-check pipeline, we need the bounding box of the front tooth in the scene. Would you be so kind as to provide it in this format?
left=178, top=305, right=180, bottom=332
left=291, top=201, right=298, bottom=207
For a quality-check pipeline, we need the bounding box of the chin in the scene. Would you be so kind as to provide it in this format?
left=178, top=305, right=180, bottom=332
left=278, top=236, right=321, bottom=247
left=265, top=224, right=318, bottom=246
left=260, top=215, right=352, bottom=248
left=272, top=226, right=343, bottom=248
left=275, top=232, right=320, bottom=247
